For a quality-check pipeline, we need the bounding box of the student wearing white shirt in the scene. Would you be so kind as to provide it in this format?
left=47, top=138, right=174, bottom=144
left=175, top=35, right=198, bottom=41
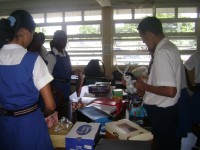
left=135, top=16, right=187, bottom=150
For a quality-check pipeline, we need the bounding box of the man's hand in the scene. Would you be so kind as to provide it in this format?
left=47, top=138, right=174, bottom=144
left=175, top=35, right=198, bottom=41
left=134, top=76, right=148, bottom=97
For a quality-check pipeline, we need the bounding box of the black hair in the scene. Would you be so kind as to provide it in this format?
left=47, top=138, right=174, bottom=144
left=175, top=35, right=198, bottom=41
left=53, top=30, right=67, bottom=42
left=27, top=32, right=42, bottom=52
left=52, top=30, right=67, bottom=51
left=38, top=32, right=45, bottom=43
left=137, top=16, right=164, bottom=35
left=50, top=40, right=55, bottom=50
left=0, top=10, right=36, bottom=49
left=0, top=19, right=13, bottom=48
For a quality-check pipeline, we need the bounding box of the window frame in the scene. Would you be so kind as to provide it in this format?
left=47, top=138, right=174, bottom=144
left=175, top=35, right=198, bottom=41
left=112, top=6, right=199, bottom=65
left=31, top=10, right=103, bottom=66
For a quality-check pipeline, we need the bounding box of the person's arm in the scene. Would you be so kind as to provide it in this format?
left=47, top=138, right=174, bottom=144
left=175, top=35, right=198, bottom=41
left=33, top=56, right=56, bottom=115
left=135, top=79, right=177, bottom=98
left=40, top=83, right=56, bottom=116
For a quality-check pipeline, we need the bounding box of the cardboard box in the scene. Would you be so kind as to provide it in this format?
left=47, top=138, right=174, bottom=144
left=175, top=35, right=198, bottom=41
left=105, top=119, right=153, bottom=141
left=49, top=123, right=73, bottom=148
left=95, top=138, right=151, bottom=150
left=112, top=89, right=123, bottom=98
left=66, top=122, right=100, bottom=150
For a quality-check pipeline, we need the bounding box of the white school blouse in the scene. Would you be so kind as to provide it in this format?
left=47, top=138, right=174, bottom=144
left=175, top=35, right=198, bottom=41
left=0, top=44, right=53, bottom=90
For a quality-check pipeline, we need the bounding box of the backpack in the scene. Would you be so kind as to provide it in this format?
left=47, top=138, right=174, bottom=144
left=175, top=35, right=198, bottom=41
left=84, top=59, right=105, bottom=77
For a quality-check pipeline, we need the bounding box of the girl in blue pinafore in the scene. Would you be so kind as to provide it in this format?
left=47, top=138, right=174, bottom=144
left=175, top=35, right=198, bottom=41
left=46, top=30, right=72, bottom=104
left=50, top=49, right=72, bottom=101
left=0, top=10, right=56, bottom=150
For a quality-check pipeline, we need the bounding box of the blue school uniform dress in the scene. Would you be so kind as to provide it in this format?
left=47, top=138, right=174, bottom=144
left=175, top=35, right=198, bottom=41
left=50, top=51, right=72, bottom=103
left=0, top=52, right=53, bottom=150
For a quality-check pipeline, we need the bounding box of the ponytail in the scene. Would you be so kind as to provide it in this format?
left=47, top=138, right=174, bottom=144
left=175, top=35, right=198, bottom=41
left=0, top=18, right=14, bottom=49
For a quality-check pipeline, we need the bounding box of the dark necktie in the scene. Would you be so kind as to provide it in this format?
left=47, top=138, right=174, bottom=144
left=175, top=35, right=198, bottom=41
left=147, top=55, right=154, bottom=75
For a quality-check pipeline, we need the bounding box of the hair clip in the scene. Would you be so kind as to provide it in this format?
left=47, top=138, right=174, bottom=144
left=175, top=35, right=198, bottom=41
left=8, top=16, right=16, bottom=27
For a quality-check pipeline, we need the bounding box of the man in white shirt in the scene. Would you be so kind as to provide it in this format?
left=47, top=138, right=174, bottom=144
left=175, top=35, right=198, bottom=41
left=135, top=16, right=187, bottom=150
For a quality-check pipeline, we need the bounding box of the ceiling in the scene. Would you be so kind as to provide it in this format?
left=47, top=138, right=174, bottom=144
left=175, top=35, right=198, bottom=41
left=0, top=0, right=199, bottom=14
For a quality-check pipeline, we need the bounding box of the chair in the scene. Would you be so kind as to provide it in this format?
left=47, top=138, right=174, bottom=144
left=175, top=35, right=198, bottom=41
left=83, top=59, right=108, bottom=85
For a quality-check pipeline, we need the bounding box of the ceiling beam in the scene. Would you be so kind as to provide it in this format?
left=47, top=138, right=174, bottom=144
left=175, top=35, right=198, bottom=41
left=96, top=0, right=111, bottom=7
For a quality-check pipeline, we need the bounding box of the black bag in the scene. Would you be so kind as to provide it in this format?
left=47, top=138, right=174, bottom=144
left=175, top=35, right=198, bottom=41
left=84, top=59, right=105, bottom=77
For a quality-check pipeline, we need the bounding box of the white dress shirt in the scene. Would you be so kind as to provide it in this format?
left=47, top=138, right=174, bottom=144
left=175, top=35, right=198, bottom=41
left=143, top=38, right=186, bottom=107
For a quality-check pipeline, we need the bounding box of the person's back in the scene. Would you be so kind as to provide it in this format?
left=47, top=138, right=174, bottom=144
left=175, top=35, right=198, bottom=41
left=0, top=10, right=55, bottom=150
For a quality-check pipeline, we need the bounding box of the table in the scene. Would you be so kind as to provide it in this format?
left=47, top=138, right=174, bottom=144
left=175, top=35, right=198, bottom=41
left=69, top=85, right=127, bottom=122
left=53, top=85, right=152, bottom=149
left=69, top=85, right=151, bottom=126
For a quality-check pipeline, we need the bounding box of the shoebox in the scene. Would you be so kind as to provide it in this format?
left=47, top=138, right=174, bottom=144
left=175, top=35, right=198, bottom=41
left=76, top=106, right=113, bottom=128
left=95, top=138, right=151, bottom=150
left=66, top=122, right=100, bottom=150
left=105, top=119, right=153, bottom=141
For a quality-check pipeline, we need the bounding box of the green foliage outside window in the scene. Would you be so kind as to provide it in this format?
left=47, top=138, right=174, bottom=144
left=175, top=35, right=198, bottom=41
left=79, top=25, right=100, bottom=34
left=115, top=23, right=138, bottom=34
